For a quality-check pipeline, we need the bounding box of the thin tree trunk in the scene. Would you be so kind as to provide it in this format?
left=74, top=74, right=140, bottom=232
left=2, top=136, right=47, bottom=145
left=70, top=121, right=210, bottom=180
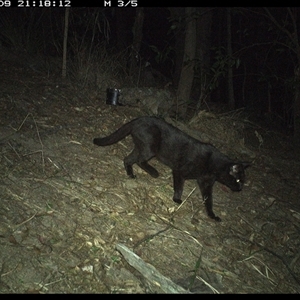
left=129, top=7, right=144, bottom=80
left=62, top=7, right=70, bottom=78
left=169, top=7, right=185, bottom=87
left=294, top=68, right=300, bottom=150
left=262, top=7, right=300, bottom=148
left=227, top=7, right=235, bottom=110
left=196, top=7, right=212, bottom=111
left=176, top=7, right=197, bottom=119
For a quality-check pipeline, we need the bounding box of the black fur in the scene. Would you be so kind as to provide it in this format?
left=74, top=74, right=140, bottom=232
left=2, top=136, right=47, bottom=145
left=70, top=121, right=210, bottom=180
left=93, top=116, right=250, bottom=222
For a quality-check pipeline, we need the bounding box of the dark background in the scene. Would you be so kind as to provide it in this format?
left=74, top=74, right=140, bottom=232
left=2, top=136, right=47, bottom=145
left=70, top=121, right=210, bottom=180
left=0, top=6, right=299, bottom=134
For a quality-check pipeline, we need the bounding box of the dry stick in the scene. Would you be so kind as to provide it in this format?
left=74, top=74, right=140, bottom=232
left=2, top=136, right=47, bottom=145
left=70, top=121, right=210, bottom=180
left=175, top=187, right=196, bottom=212
left=133, top=226, right=171, bottom=249
left=11, top=112, right=46, bottom=172
left=12, top=212, right=37, bottom=232
left=235, top=234, right=300, bottom=287
left=155, top=214, right=203, bottom=248
left=133, top=189, right=199, bottom=249
left=250, top=262, right=276, bottom=286
left=32, top=115, right=45, bottom=173
left=133, top=188, right=197, bottom=249
left=7, top=142, right=21, bottom=159
left=2, top=113, right=31, bottom=143
left=196, top=276, right=220, bottom=294
left=17, top=112, right=31, bottom=132
left=116, top=243, right=188, bottom=294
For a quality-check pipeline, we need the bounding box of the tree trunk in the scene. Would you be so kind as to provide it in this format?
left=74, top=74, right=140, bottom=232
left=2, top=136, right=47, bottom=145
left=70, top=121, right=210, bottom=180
left=176, top=7, right=197, bottom=119
left=129, top=7, right=144, bottom=79
left=62, top=7, right=70, bottom=78
left=227, top=7, right=235, bottom=110
left=262, top=7, right=300, bottom=148
left=169, top=7, right=186, bottom=87
left=294, top=68, right=300, bottom=150
left=196, top=7, right=212, bottom=111
left=115, top=8, right=130, bottom=52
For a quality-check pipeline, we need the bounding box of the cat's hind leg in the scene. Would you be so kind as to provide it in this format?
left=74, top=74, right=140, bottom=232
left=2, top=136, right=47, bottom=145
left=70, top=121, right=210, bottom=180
left=138, top=162, right=159, bottom=178
left=136, top=141, right=159, bottom=177
left=124, top=147, right=159, bottom=178
left=124, top=149, right=138, bottom=178
left=124, top=148, right=159, bottom=178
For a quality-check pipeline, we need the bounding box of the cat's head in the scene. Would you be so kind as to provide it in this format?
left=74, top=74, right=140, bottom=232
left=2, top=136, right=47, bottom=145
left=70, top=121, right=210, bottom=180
left=218, top=162, right=250, bottom=191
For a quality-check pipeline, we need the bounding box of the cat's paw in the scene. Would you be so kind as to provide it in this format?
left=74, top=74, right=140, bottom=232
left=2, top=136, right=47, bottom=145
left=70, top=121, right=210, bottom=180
left=129, top=174, right=136, bottom=179
left=208, top=213, right=222, bottom=222
left=214, top=216, right=222, bottom=222
left=173, top=198, right=182, bottom=204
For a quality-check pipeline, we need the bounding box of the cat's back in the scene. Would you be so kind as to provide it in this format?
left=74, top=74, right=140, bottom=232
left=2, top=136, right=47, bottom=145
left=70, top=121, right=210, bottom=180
left=133, top=116, right=183, bottom=132
left=130, top=116, right=174, bottom=133
left=132, top=116, right=209, bottom=146
left=134, top=116, right=202, bottom=145
left=133, top=116, right=166, bottom=126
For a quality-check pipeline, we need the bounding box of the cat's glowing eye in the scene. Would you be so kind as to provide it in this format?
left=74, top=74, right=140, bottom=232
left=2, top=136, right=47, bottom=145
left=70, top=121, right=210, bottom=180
left=236, top=179, right=240, bottom=183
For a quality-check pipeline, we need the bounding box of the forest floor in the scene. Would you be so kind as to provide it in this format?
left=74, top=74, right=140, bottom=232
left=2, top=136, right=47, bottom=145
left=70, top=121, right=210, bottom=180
left=0, top=59, right=300, bottom=294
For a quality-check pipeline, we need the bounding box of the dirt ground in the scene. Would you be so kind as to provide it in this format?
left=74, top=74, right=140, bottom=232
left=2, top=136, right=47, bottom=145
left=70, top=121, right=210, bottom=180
left=0, top=60, right=300, bottom=294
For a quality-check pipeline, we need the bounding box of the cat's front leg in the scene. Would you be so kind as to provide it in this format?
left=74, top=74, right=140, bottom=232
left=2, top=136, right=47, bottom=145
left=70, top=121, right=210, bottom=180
left=172, top=170, right=185, bottom=204
left=197, top=179, right=221, bottom=222
left=203, top=194, right=221, bottom=222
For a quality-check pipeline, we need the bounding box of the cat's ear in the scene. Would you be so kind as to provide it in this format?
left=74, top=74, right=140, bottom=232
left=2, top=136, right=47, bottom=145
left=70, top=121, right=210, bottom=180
left=230, top=164, right=240, bottom=175
left=241, top=162, right=251, bottom=169
left=230, top=162, right=251, bottom=175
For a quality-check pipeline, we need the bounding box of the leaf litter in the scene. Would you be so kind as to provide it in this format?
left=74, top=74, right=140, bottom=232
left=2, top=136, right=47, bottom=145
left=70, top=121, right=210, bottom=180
left=0, top=61, right=300, bottom=293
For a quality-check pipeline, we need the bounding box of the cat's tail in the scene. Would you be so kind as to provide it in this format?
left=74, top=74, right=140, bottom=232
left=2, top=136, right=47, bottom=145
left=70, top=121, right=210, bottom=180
left=93, top=121, right=133, bottom=146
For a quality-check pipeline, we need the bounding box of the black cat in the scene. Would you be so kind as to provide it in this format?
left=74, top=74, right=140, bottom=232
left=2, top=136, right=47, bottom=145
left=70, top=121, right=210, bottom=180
left=93, top=116, right=250, bottom=222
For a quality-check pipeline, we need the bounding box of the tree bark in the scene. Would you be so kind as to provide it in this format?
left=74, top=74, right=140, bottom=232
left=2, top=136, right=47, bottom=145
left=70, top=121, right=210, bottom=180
left=262, top=7, right=300, bottom=148
left=169, top=7, right=185, bottom=87
left=129, top=7, right=144, bottom=79
left=294, top=69, right=300, bottom=150
left=196, top=7, right=212, bottom=111
left=62, top=7, right=70, bottom=78
left=176, top=7, right=197, bottom=119
left=227, top=7, right=235, bottom=110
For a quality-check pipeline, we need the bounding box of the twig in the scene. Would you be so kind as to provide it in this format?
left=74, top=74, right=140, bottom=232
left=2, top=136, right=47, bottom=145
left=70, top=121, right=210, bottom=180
left=43, top=278, right=65, bottom=287
left=156, top=215, right=203, bottom=248
left=7, top=112, right=46, bottom=172
left=1, top=263, right=20, bottom=278
left=32, top=115, right=45, bottom=173
left=23, top=150, right=43, bottom=157
left=234, top=234, right=300, bottom=286
left=17, top=113, right=31, bottom=132
left=47, top=157, right=60, bottom=169
left=133, top=226, right=170, bottom=249
left=175, top=187, right=196, bottom=212
left=12, top=212, right=37, bottom=232
left=196, top=276, right=219, bottom=294
left=5, top=112, right=30, bottom=138
left=250, top=263, right=276, bottom=286
left=7, top=142, right=21, bottom=159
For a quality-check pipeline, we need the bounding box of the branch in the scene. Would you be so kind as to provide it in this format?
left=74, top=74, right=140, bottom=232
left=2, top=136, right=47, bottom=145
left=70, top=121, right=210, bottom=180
left=287, top=7, right=300, bottom=53
left=263, top=7, right=298, bottom=49
left=116, top=243, right=189, bottom=293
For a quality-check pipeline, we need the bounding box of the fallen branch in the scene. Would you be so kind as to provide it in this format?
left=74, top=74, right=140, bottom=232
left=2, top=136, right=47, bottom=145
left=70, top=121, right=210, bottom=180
left=116, top=243, right=189, bottom=294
